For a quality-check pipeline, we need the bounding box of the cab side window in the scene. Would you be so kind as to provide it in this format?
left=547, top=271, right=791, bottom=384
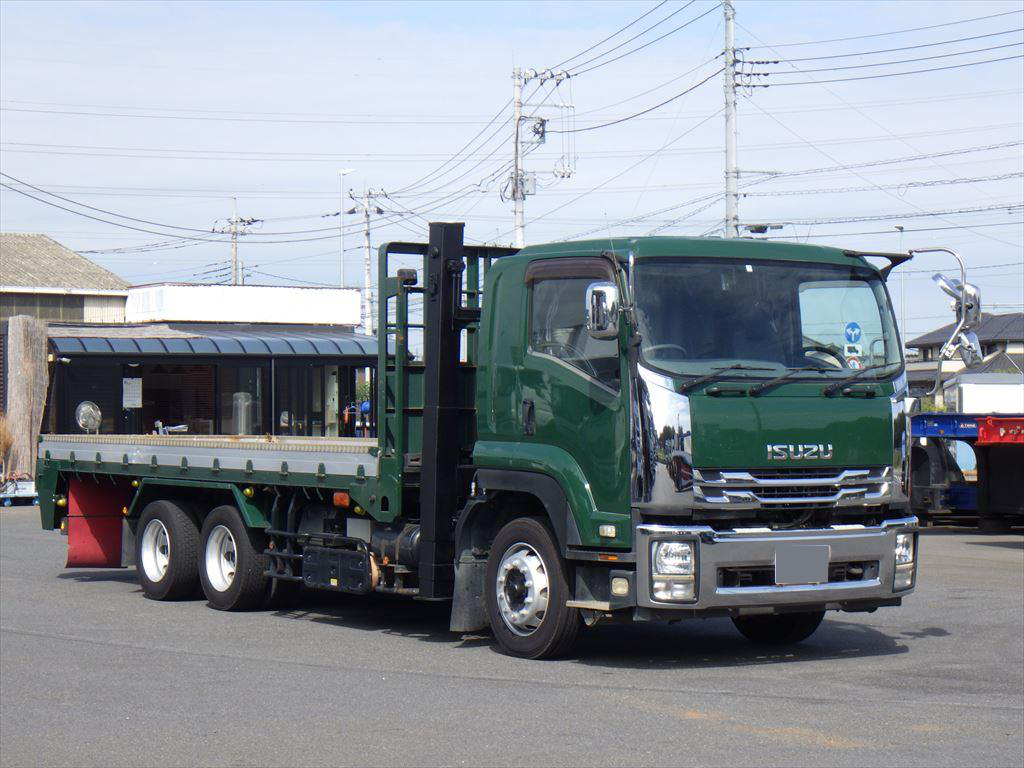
left=529, top=276, right=620, bottom=389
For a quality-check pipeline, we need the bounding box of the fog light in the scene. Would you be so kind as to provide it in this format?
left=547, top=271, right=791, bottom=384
left=611, top=577, right=629, bottom=597
left=652, top=577, right=695, bottom=602
left=894, top=563, right=914, bottom=591
left=895, top=532, right=915, bottom=565
left=653, top=541, right=694, bottom=575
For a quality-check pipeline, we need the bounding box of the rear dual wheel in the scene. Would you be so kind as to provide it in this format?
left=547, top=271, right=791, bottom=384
left=136, top=500, right=293, bottom=610
left=136, top=500, right=201, bottom=601
left=199, top=506, right=272, bottom=611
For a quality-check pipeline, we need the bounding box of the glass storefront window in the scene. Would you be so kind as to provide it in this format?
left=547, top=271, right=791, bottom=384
left=218, top=366, right=264, bottom=435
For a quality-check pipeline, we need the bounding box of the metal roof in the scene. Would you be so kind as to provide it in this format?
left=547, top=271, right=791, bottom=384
left=0, top=233, right=130, bottom=291
left=906, top=312, right=1024, bottom=349
left=47, top=322, right=379, bottom=358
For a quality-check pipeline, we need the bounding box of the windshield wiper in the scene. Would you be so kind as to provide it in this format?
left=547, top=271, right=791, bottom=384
left=822, top=363, right=898, bottom=397
left=678, top=364, right=774, bottom=394
left=748, top=366, right=829, bottom=396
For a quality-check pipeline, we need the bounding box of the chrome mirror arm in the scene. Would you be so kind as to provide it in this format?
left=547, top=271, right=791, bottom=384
left=908, top=247, right=980, bottom=396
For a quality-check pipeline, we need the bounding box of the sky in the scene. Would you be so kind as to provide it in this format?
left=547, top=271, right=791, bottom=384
left=1, top=0, right=1022, bottom=339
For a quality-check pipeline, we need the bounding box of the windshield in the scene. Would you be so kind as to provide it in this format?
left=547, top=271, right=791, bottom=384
left=632, top=257, right=902, bottom=379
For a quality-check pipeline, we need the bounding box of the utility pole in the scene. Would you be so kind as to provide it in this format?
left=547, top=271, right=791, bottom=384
left=723, top=0, right=739, bottom=239
left=508, top=67, right=561, bottom=247
left=512, top=67, right=526, bottom=248
left=230, top=197, right=239, bottom=284
left=214, top=198, right=260, bottom=285
left=338, top=168, right=355, bottom=287
left=347, top=188, right=385, bottom=334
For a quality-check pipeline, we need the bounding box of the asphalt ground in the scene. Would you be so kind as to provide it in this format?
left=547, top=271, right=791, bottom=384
left=1, top=506, right=1021, bottom=768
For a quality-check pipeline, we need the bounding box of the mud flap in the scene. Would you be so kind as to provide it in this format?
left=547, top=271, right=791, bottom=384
left=66, top=478, right=133, bottom=568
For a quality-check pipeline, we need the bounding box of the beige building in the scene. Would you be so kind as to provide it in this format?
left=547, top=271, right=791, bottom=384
left=1, top=233, right=128, bottom=324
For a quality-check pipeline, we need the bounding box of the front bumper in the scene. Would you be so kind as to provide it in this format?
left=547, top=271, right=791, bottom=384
left=634, top=517, right=918, bottom=612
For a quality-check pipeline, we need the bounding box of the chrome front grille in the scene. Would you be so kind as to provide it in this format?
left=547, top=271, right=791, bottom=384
left=693, top=466, right=892, bottom=508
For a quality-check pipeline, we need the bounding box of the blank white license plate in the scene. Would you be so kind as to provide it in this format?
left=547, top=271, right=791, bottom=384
left=774, top=544, right=831, bottom=585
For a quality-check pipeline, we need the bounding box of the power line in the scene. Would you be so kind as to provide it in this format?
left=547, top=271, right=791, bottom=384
left=899, top=260, right=1024, bottom=274
left=1, top=171, right=229, bottom=234
left=0, top=183, right=357, bottom=244
left=760, top=53, right=1024, bottom=86
left=761, top=41, right=1023, bottom=74
left=759, top=141, right=1024, bottom=178
left=757, top=220, right=1023, bottom=240
left=549, top=67, right=723, bottom=133
left=744, top=172, right=1024, bottom=197
left=387, top=102, right=511, bottom=196
left=4, top=124, right=1018, bottom=163
left=573, top=54, right=724, bottom=117
left=550, top=0, right=671, bottom=69
left=0, top=172, right=381, bottom=238
left=770, top=203, right=1024, bottom=227
left=748, top=8, right=1024, bottom=49
left=573, top=3, right=721, bottom=77
left=738, top=19, right=1024, bottom=243
left=740, top=96, right=1024, bottom=250
left=754, top=26, right=1024, bottom=62
left=0, top=104, right=517, bottom=126
left=564, top=1, right=697, bottom=73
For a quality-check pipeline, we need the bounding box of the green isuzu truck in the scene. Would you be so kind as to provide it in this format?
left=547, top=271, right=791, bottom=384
left=36, top=223, right=983, bottom=658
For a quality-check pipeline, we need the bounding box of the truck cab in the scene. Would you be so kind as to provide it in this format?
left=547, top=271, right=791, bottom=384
left=453, top=233, right=919, bottom=655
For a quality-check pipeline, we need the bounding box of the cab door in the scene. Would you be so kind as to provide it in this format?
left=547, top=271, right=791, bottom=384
left=517, top=258, right=631, bottom=542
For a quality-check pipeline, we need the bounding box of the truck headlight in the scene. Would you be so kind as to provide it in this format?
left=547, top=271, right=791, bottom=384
left=895, top=533, right=915, bottom=565
left=894, top=532, right=916, bottom=591
left=653, top=541, right=694, bottom=575
left=652, top=541, right=696, bottom=602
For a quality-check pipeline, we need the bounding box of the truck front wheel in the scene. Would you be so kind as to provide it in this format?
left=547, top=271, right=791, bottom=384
left=485, top=517, right=580, bottom=659
left=732, top=610, right=825, bottom=645
left=199, top=505, right=270, bottom=611
left=136, top=500, right=200, bottom=601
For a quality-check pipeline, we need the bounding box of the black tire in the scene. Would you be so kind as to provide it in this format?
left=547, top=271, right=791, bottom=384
left=135, top=499, right=200, bottom=601
left=485, top=517, right=580, bottom=659
left=199, top=505, right=270, bottom=611
left=732, top=610, right=825, bottom=645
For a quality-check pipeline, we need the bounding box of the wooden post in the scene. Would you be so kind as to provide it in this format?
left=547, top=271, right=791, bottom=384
left=3, top=315, right=49, bottom=480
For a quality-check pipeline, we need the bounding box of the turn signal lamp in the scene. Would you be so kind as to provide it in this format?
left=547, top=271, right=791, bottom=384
left=333, top=491, right=351, bottom=508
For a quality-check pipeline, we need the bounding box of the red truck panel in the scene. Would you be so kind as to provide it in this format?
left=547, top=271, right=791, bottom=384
left=65, top=478, right=133, bottom=568
left=976, top=416, right=1024, bottom=446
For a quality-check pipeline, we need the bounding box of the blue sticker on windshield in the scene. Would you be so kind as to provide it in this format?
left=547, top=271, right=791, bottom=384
left=844, top=322, right=862, bottom=344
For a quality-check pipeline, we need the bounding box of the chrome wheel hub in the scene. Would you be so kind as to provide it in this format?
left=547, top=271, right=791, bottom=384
left=496, top=542, right=550, bottom=636
left=205, top=525, right=237, bottom=592
left=140, top=519, right=170, bottom=583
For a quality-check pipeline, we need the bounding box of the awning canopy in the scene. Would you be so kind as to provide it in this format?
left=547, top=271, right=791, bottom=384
left=48, top=322, right=379, bottom=359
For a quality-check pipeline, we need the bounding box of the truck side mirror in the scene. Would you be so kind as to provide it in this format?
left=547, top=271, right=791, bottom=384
left=933, top=273, right=982, bottom=329
left=957, top=329, right=983, bottom=368
left=585, top=281, right=618, bottom=339
left=911, top=248, right=983, bottom=395
left=960, top=282, right=981, bottom=327
left=932, top=272, right=984, bottom=368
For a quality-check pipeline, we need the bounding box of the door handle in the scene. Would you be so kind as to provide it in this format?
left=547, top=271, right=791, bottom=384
left=522, top=399, right=535, bottom=436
